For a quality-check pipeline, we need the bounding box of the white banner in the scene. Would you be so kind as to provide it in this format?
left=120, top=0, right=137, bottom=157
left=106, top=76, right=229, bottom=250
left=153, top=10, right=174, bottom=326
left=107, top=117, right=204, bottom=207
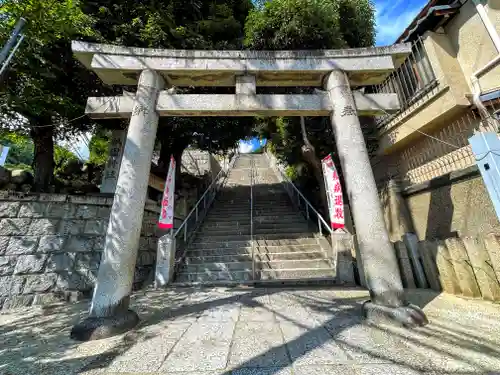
left=158, top=155, right=176, bottom=230
left=322, top=154, right=345, bottom=230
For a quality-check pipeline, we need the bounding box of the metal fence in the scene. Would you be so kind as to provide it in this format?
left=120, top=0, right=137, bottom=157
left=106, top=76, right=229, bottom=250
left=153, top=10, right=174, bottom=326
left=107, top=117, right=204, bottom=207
left=371, top=37, right=437, bottom=126
left=171, top=152, right=239, bottom=276
left=373, top=101, right=500, bottom=188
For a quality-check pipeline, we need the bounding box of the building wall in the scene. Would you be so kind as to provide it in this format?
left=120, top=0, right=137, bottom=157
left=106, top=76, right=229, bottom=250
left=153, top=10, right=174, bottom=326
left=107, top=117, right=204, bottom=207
left=374, top=108, right=495, bottom=188
left=404, top=172, right=500, bottom=241
left=373, top=0, right=500, bottom=302
left=378, top=169, right=500, bottom=302
left=379, top=0, right=500, bottom=154
left=0, top=193, right=159, bottom=310
left=447, top=0, right=500, bottom=94
left=378, top=31, right=471, bottom=153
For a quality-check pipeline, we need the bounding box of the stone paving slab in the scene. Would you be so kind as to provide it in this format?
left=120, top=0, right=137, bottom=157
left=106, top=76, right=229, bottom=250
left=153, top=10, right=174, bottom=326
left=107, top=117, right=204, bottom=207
left=1, top=287, right=500, bottom=374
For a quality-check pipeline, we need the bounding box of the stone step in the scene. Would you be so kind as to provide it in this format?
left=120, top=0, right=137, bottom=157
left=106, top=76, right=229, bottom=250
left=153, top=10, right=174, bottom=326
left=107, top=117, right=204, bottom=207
left=209, top=205, right=292, bottom=211
left=209, top=208, right=295, bottom=214
left=187, top=241, right=251, bottom=250
left=214, top=200, right=291, bottom=206
left=184, top=250, right=327, bottom=263
left=195, top=226, right=314, bottom=237
left=174, top=268, right=336, bottom=284
left=189, top=237, right=319, bottom=249
left=257, top=259, right=332, bottom=270
left=191, top=233, right=317, bottom=243
left=182, top=259, right=331, bottom=274
left=259, top=268, right=336, bottom=280
left=204, top=213, right=302, bottom=222
left=175, top=270, right=252, bottom=283
left=185, top=244, right=324, bottom=256
left=200, top=220, right=309, bottom=229
left=180, top=261, right=253, bottom=273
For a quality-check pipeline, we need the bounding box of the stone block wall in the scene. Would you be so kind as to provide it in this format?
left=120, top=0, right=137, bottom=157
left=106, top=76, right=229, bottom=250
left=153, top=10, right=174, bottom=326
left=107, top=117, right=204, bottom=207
left=390, top=234, right=500, bottom=302
left=181, top=149, right=210, bottom=177
left=0, top=192, right=159, bottom=310
left=376, top=166, right=500, bottom=302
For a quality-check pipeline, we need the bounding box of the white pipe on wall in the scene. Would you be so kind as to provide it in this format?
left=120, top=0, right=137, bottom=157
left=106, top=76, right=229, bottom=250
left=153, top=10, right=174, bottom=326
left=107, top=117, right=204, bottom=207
left=473, top=0, right=500, bottom=53
left=471, top=0, right=500, bottom=130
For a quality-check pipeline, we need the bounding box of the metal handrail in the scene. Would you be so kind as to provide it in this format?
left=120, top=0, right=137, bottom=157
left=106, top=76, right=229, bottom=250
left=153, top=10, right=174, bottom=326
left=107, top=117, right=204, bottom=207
left=174, top=152, right=237, bottom=238
left=172, top=151, right=239, bottom=270
left=250, top=155, right=255, bottom=280
left=265, top=151, right=332, bottom=236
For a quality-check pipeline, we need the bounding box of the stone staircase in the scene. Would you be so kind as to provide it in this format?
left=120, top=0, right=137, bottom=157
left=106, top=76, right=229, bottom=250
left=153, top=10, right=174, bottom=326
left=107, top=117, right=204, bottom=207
left=174, top=153, right=335, bottom=284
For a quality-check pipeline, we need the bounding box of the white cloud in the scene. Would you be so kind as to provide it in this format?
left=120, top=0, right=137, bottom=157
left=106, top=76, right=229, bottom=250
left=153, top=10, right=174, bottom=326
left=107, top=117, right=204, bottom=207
left=374, top=0, right=428, bottom=46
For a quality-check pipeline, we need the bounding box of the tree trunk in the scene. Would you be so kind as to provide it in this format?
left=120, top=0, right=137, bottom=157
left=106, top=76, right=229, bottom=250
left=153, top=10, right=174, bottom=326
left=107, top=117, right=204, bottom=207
left=30, top=121, right=54, bottom=193
left=173, top=147, right=185, bottom=186
left=300, top=117, right=329, bottom=216
left=158, top=135, right=188, bottom=187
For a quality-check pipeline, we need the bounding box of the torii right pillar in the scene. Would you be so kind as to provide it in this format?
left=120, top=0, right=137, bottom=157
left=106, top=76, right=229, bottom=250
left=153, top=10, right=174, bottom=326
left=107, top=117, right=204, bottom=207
left=325, top=70, right=428, bottom=327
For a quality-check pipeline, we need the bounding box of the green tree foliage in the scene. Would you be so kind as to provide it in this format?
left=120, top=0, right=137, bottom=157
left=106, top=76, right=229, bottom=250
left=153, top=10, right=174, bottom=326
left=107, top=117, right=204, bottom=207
left=1, top=0, right=254, bottom=192
left=0, top=131, right=33, bottom=166
left=245, top=0, right=375, bottom=50
left=0, top=130, right=78, bottom=174
left=0, top=0, right=111, bottom=191
left=84, top=0, right=252, bottom=49
left=88, top=126, right=111, bottom=167
left=245, top=0, right=376, bottom=214
left=83, top=0, right=256, bottom=177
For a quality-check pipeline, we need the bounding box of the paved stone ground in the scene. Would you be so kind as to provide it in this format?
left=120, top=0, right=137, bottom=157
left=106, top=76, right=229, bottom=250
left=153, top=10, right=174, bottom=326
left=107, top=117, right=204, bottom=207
left=1, top=287, right=500, bottom=375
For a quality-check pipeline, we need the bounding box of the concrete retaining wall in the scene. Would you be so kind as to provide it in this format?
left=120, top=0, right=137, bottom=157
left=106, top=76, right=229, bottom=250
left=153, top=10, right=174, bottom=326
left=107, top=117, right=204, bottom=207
left=392, top=234, right=500, bottom=301
left=0, top=192, right=159, bottom=310
left=376, top=167, right=500, bottom=301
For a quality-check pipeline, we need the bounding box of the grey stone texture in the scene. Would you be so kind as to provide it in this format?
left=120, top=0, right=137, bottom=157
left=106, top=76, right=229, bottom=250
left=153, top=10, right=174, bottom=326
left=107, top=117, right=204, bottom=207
left=325, top=71, right=405, bottom=307
left=2, top=287, right=500, bottom=373
left=14, top=254, right=48, bottom=274
left=5, top=236, right=38, bottom=255
left=46, top=253, right=76, bottom=272
left=88, top=69, right=164, bottom=319
left=0, top=192, right=159, bottom=310
left=0, top=218, right=31, bottom=235
left=0, top=236, right=9, bottom=254
left=18, top=202, right=46, bottom=218
left=28, top=218, right=59, bottom=235
left=23, top=274, right=57, bottom=293
left=72, top=40, right=411, bottom=87
left=0, top=201, right=20, bottom=217
left=0, top=256, right=16, bottom=276
left=38, top=235, right=66, bottom=252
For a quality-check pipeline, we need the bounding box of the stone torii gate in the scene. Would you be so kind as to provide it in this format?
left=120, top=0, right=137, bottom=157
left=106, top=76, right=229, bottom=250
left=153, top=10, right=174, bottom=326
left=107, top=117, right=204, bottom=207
left=70, top=41, right=428, bottom=341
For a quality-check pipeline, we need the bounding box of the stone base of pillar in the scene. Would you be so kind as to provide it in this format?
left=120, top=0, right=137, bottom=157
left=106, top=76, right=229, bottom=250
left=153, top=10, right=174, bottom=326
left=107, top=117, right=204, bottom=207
left=70, top=309, right=139, bottom=341
left=362, top=301, right=428, bottom=328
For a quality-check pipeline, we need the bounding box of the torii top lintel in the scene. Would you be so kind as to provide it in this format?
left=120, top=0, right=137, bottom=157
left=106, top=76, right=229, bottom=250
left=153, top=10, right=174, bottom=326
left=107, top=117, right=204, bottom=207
left=71, top=41, right=411, bottom=88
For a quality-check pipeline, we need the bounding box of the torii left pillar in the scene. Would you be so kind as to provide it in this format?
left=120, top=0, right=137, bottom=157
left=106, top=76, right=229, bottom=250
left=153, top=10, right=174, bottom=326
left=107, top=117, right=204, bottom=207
left=71, top=70, right=164, bottom=341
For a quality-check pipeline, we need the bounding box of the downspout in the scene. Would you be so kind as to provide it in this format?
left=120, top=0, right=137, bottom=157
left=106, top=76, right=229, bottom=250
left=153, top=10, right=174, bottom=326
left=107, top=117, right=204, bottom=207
left=471, top=0, right=500, bottom=130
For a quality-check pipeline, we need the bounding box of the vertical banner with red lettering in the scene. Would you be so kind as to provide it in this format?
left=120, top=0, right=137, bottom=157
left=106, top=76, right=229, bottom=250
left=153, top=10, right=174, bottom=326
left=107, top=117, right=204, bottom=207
left=158, top=155, right=176, bottom=230
left=321, top=154, right=345, bottom=230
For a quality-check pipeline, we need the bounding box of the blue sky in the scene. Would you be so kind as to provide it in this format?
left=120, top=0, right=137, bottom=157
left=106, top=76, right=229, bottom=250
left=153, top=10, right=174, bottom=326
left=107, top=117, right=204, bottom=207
left=375, top=0, right=428, bottom=46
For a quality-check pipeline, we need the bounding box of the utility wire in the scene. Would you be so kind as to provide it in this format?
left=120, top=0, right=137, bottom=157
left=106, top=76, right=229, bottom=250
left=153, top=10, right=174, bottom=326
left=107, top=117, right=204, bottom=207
left=322, top=87, right=463, bottom=150
left=25, top=97, right=115, bottom=129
